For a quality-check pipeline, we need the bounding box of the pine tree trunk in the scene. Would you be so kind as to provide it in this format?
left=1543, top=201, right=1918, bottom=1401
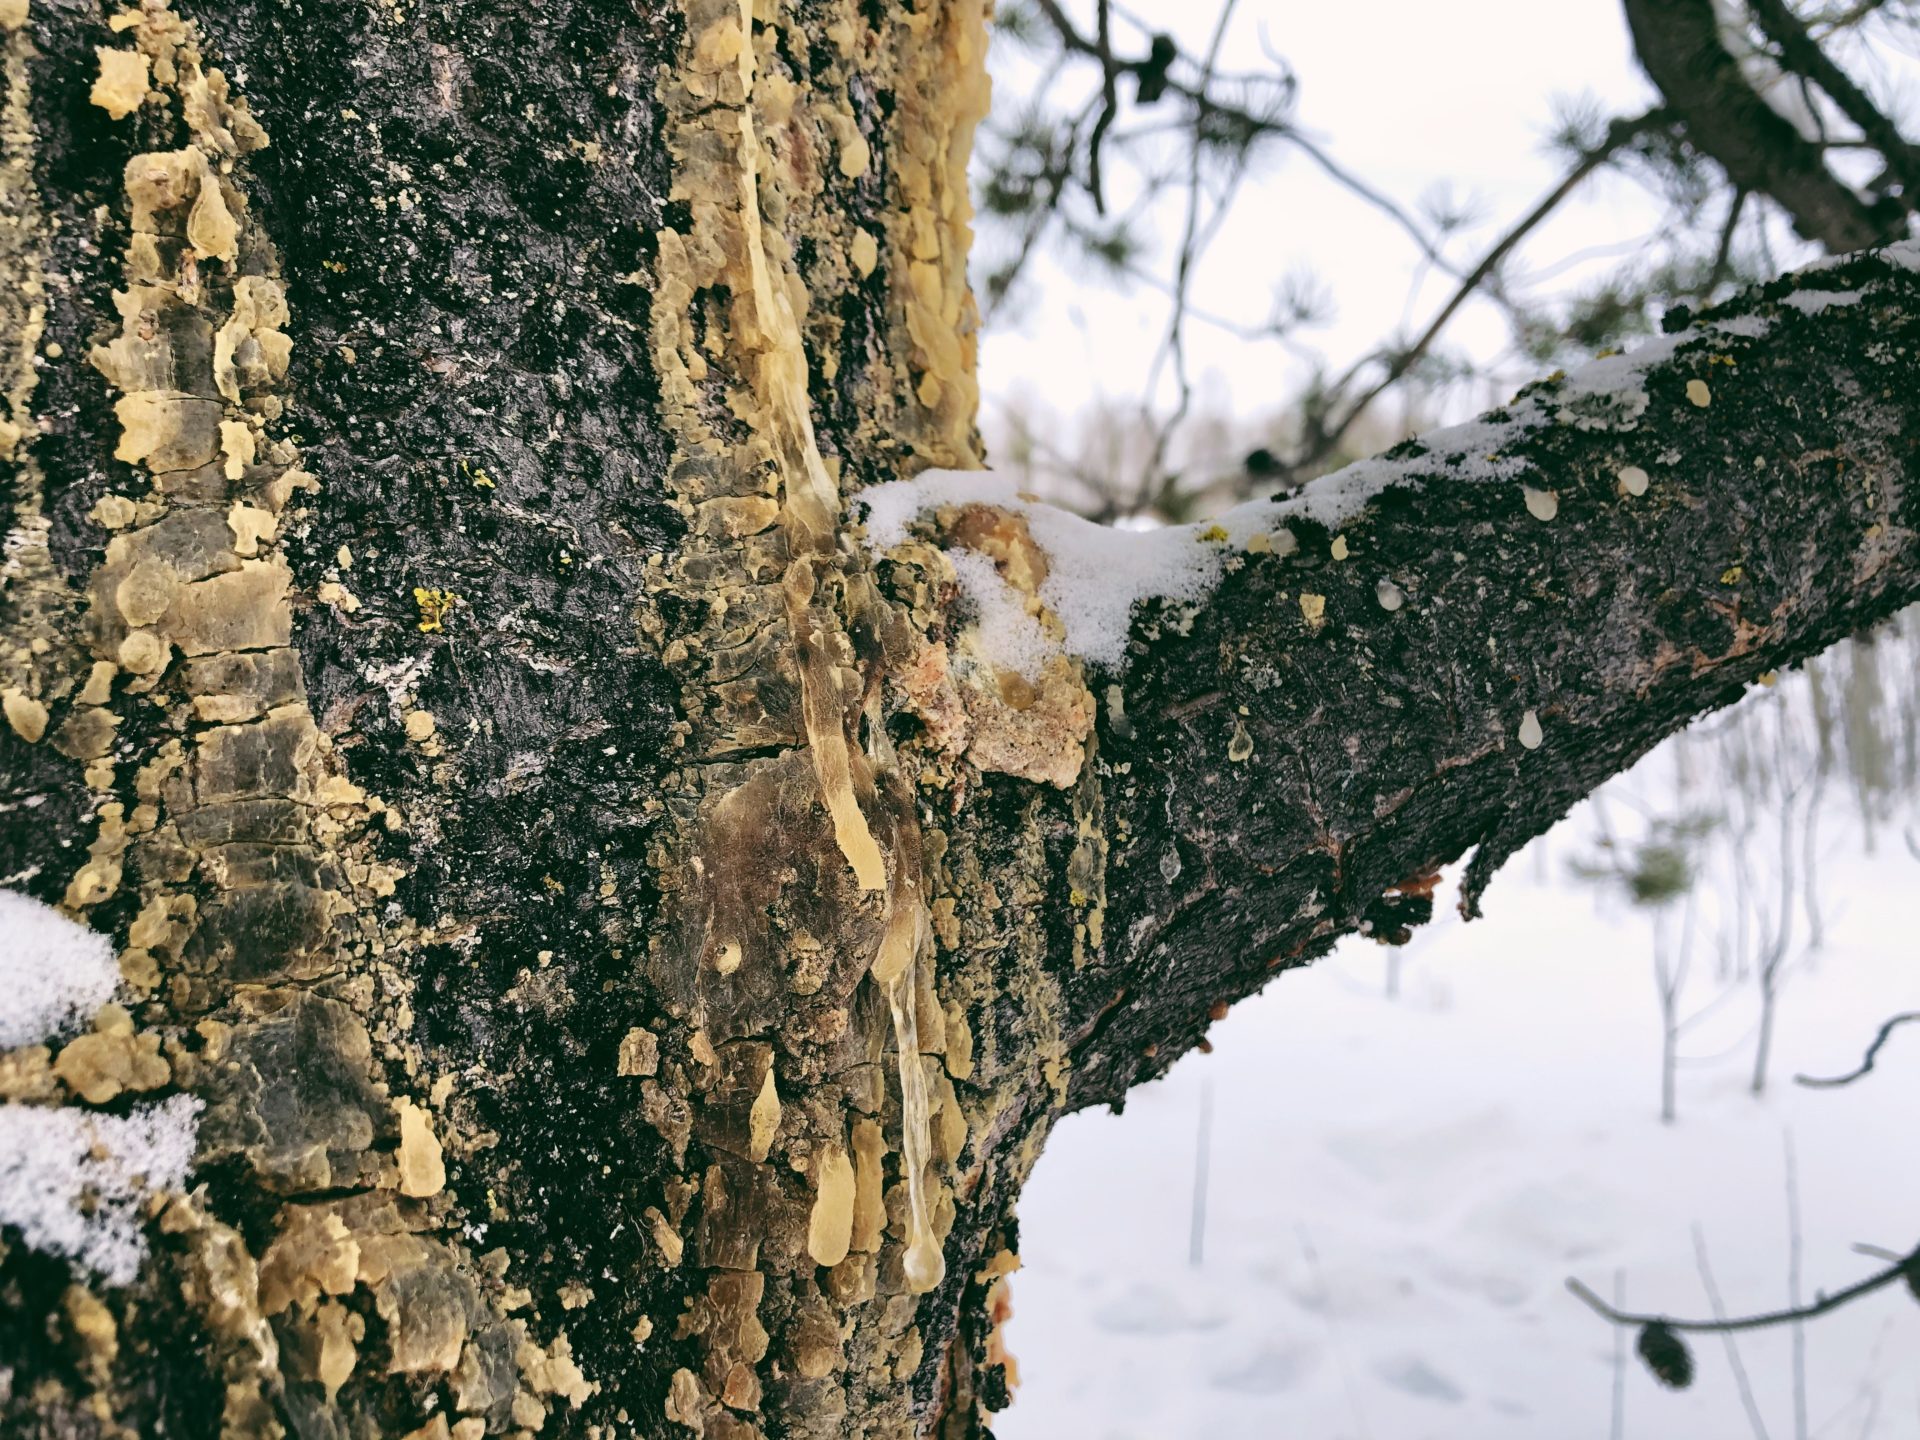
left=4, top=3, right=1920, bottom=1438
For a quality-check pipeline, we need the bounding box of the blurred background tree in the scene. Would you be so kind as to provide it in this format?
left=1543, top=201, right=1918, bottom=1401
left=974, top=0, right=1920, bottom=520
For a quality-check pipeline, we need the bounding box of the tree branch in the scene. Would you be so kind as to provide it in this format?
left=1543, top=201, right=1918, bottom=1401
left=1795, top=1010, right=1920, bottom=1085
left=1623, top=0, right=1900, bottom=252
left=1746, top=0, right=1920, bottom=207
left=1057, top=243, right=1920, bottom=1106
left=1567, top=1241, right=1917, bottom=1334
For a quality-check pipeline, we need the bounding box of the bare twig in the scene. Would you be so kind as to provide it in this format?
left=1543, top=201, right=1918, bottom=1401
left=1795, top=1012, right=1920, bottom=1087
left=1692, top=1226, right=1773, bottom=1440
left=1610, top=1269, right=1628, bottom=1440
left=1087, top=0, right=1117, bottom=212
left=1785, top=1132, right=1809, bottom=1440
left=1296, top=112, right=1659, bottom=479
left=1568, top=1242, right=1919, bottom=1335
left=1188, top=1077, right=1213, bottom=1267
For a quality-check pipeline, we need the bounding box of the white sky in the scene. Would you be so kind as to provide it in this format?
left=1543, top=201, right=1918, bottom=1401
left=975, top=1, right=1760, bottom=449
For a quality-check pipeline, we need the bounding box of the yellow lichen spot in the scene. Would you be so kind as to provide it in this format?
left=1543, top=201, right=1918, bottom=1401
left=688, top=1029, right=716, bottom=1068
left=1522, top=485, right=1559, bottom=522
left=1198, top=524, right=1229, bottom=543
left=219, top=419, right=255, bottom=480
left=1330, top=535, right=1349, bottom=561
left=315, top=581, right=361, bottom=613
left=395, top=1098, right=446, bottom=1198
left=1517, top=709, right=1543, bottom=751
left=116, top=629, right=168, bottom=676
left=1720, top=564, right=1744, bottom=585
left=78, top=662, right=114, bottom=706
left=1298, top=592, right=1326, bottom=628
left=186, top=169, right=238, bottom=264
left=1617, top=465, right=1650, bottom=497
left=90, top=48, right=149, bottom=120
left=850, top=1118, right=886, bottom=1252
left=747, top=1065, right=780, bottom=1162
left=1686, top=378, right=1711, bottom=408
left=404, top=709, right=436, bottom=743
left=850, top=229, right=878, bottom=278
left=838, top=130, right=872, bottom=180
left=616, top=1028, right=658, bottom=1077
left=1226, top=719, right=1253, bottom=763
left=0, top=0, right=28, bottom=31
left=631, top=1316, right=653, bottom=1345
left=225, top=501, right=276, bottom=557
left=806, top=1143, right=856, bottom=1267
left=53, top=1010, right=169, bottom=1104
left=112, top=393, right=217, bottom=470
left=3, top=688, right=48, bottom=743
left=646, top=1208, right=683, bottom=1267
left=413, top=586, right=457, bottom=633
left=314, top=1301, right=361, bottom=1403
left=89, top=494, right=137, bottom=530
left=1755, top=670, right=1777, bottom=687
left=1245, top=530, right=1272, bottom=555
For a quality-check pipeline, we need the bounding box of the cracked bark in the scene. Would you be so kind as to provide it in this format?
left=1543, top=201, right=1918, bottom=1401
left=2, top=1, right=1920, bottom=1438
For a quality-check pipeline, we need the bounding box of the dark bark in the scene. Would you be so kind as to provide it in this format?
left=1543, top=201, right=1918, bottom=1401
left=1624, top=0, right=1902, bottom=251
left=1068, top=252, right=1920, bottom=1107
left=1744, top=0, right=1920, bottom=210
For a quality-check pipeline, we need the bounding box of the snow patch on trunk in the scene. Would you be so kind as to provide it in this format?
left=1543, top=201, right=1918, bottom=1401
left=0, top=1094, right=200, bottom=1283
left=859, top=321, right=1728, bottom=670
left=0, top=890, right=121, bottom=1047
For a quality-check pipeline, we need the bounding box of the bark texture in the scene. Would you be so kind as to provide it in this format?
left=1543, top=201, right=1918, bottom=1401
left=0, top=2, right=1918, bottom=1439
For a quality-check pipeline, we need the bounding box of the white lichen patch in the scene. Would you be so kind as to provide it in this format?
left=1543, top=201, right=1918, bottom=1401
left=1517, top=709, right=1544, bottom=750
left=0, top=1093, right=199, bottom=1283
left=1617, top=465, right=1650, bottom=497
left=0, top=890, right=120, bottom=1047
left=1686, top=379, right=1712, bottom=408
left=1375, top=578, right=1404, bottom=612
left=1522, top=485, right=1559, bottom=522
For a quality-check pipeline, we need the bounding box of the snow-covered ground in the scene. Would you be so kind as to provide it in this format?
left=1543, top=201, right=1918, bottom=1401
left=998, top=764, right=1920, bottom=1438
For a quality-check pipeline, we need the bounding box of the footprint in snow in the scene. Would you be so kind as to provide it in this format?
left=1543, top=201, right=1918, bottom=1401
left=1208, top=1339, right=1320, bottom=1395
left=1090, top=1282, right=1229, bottom=1336
left=1372, top=1353, right=1466, bottom=1404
